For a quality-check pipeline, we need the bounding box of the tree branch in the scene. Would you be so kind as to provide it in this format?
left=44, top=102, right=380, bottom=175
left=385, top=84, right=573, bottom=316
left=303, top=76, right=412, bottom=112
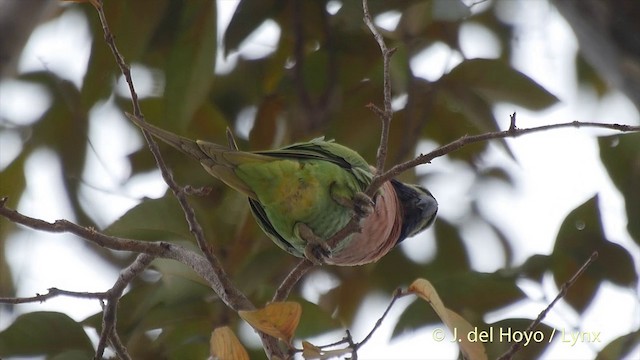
left=0, top=287, right=107, bottom=304
left=272, top=259, right=316, bottom=302
left=325, top=113, right=639, bottom=252
left=87, top=0, right=258, bottom=314
left=0, top=197, right=252, bottom=310
left=92, top=0, right=227, bottom=294
left=498, top=251, right=599, bottom=360
left=362, top=0, right=395, bottom=174
left=368, top=117, right=640, bottom=194
left=95, top=253, right=154, bottom=360
left=3, top=0, right=287, bottom=357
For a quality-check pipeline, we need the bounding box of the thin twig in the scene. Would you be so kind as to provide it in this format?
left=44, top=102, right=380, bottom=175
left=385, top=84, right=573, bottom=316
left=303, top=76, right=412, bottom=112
left=354, top=288, right=405, bottom=351
left=299, top=288, right=409, bottom=358
left=368, top=119, right=640, bottom=194
left=362, top=0, right=395, bottom=174
left=325, top=113, right=639, bottom=252
left=509, top=112, right=517, bottom=132
left=107, top=331, right=132, bottom=360
left=94, top=0, right=222, bottom=281
left=0, top=287, right=107, bottom=304
left=89, top=1, right=252, bottom=313
left=272, top=259, right=316, bottom=302
left=0, top=198, right=252, bottom=310
left=95, top=253, right=155, bottom=359
left=324, top=0, right=397, bottom=252
left=497, top=251, right=599, bottom=360
left=65, top=2, right=287, bottom=358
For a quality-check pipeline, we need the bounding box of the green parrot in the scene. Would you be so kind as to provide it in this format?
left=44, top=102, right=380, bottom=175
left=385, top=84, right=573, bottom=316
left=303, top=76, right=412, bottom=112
left=128, top=115, right=438, bottom=266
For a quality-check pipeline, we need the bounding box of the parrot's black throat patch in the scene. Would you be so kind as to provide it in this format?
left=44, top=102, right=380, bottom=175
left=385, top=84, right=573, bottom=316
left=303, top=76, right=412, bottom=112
left=390, top=179, right=438, bottom=244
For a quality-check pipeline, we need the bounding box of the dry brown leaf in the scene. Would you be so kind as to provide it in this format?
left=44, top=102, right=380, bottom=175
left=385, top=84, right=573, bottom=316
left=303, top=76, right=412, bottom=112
left=301, top=341, right=323, bottom=359
left=210, top=326, right=249, bottom=360
left=239, top=301, right=302, bottom=342
left=408, top=278, right=487, bottom=360
left=301, top=341, right=353, bottom=360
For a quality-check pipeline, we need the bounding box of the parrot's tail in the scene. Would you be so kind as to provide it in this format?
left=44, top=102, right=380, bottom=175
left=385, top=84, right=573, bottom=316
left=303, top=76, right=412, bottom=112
left=126, top=113, right=264, bottom=198
left=126, top=113, right=210, bottom=163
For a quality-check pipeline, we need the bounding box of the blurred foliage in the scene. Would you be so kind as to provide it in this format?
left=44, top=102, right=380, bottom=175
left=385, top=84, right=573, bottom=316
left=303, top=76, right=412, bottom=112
left=1, top=0, right=638, bottom=358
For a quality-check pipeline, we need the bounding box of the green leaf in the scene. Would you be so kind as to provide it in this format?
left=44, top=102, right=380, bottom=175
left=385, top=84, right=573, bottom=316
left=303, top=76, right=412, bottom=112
left=598, top=133, right=640, bottom=245
left=0, top=147, right=27, bottom=296
left=104, top=193, right=192, bottom=241
left=0, top=312, right=93, bottom=357
left=0, top=144, right=27, bottom=210
left=162, top=1, right=217, bottom=131
left=223, top=0, right=278, bottom=56
left=431, top=271, right=524, bottom=313
left=596, top=329, right=640, bottom=360
left=516, top=254, right=552, bottom=283
left=551, top=195, right=638, bottom=313
left=438, top=81, right=515, bottom=159
left=294, top=297, right=343, bottom=339
left=392, top=299, right=441, bottom=338
left=429, top=220, right=472, bottom=272
left=50, top=350, right=95, bottom=360
left=481, top=319, right=555, bottom=359
left=82, top=0, right=170, bottom=105
left=442, top=58, right=559, bottom=110
left=432, top=0, right=471, bottom=21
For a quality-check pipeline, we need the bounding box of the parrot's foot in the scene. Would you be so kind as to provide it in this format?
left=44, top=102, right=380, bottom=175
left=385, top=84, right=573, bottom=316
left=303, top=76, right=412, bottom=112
left=332, top=190, right=375, bottom=219
left=352, top=192, right=375, bottom=219
left=297, top=223, right=330, bottom=265
left=183, top=185, right=213, bottom=197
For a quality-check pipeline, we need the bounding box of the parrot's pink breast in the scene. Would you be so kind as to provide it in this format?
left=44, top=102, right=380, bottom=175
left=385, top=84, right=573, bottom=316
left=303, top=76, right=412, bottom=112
left=326, top=181, right=402, bottom=266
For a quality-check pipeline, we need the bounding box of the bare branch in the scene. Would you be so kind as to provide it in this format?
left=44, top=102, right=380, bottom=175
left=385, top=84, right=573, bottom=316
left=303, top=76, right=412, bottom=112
left=273, top=259, right=316, bottom=302
left=98, top=0, right=224, bottom=292
left=95, top=253, right=154, bottom=360
left=362, top=0, right=395, bottom=173
left=0, top=287, right=107, bottom=304
left=354, top=288, right=405, bottom=351
left=497, top=251, right=600, bottom=360
left=300, top=288, right=410, bottom=358
left=107, top=331, right=132, bottom=360
left=325, top=117, right=639, bottom=252
left=0, top=198, right=252, bottom=310
left=88, top=1, right=254, bottom=314
left=368, top=119, right=640, bottom=193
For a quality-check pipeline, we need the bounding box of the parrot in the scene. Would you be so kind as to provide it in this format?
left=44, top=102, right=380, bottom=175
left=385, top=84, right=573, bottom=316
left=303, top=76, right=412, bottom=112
left=128, top=115, right=438, bottom=266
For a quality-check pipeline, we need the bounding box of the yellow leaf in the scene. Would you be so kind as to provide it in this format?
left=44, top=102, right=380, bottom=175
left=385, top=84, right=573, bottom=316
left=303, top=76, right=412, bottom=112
left=408, top=278, right=487, bottom=360
left=301, top=341, right=353, bottom=360
left=210, top=326, right=249, bottom=360
left=408, top=279, right=450, bottom=324
left=445, top=309, right=487, bottom=360
left=239, top=301, right=302, bottom=342
left=302, top=341, right=323, bottom=359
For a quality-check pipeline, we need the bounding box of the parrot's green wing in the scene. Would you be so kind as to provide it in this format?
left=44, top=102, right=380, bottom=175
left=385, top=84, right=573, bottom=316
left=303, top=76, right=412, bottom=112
left=249, top=197, right=300, bottom=256
left=244, top=138, right=375, bottom=258
left=255, top=137, right=373, bottom=186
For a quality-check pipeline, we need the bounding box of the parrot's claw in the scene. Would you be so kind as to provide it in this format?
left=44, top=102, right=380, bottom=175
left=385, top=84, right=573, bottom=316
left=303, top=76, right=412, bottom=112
left=352, top=192, right=375, bottom=219
left=331, top=188, right=375, bottom=219
left=297, top=223, right=330, bottom=265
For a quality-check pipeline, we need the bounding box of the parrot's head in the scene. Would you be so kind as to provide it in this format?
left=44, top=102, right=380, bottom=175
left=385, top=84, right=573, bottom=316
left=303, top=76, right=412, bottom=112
left=390, top=179, right=438, bottom=243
